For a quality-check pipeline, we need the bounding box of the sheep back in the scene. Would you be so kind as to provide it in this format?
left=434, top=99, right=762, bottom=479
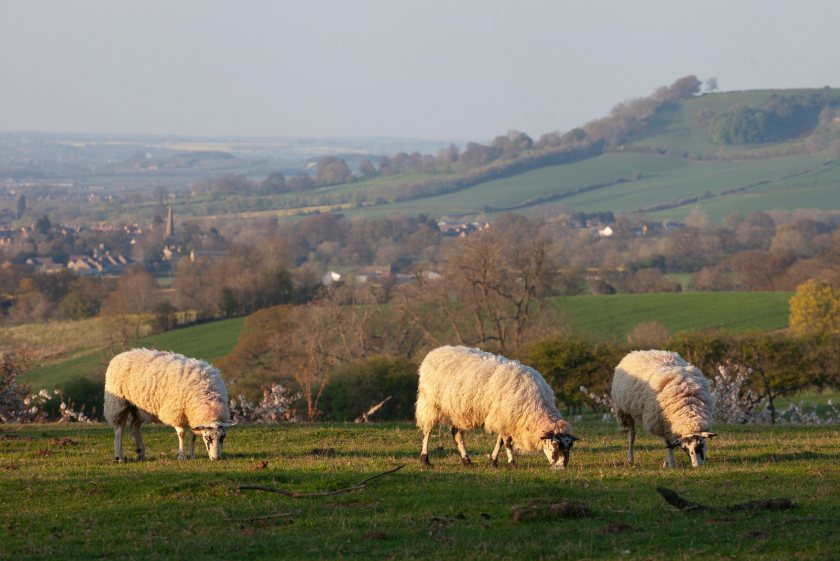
left=612, top=350, right=713, bottom=439
left=416, top=345, right=568, bottom=452
left=104, top=349, right=230, bottom=428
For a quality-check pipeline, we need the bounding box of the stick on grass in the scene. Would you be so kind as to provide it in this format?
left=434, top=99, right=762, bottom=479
left=239, top=464, right=406, bottom=498
left=656, top=486, right=796, bottom=512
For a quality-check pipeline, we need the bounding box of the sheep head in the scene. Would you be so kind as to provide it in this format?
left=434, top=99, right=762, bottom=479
left=192, top=421, right=234, bottom=460
left=668, top=432, right=717, bottom=467
left=540, top=431, right=579, bottom=469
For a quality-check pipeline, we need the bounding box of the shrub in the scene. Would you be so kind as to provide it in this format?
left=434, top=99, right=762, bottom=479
left=320, top=356, right=418, bottom=421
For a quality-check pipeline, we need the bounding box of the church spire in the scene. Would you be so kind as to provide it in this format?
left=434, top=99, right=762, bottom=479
left=165, top=205, right=174, bottom=242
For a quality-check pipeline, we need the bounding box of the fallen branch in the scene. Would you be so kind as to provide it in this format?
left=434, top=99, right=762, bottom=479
left=355, top=396, right=392, bottom=423
left=656, top=486, right=796, bottom=512
left=231, top=512, right=293, bottom=523
left=239, top=464, right=406, bottom=498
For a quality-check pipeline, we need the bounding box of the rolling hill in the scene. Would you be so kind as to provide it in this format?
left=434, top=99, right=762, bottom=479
left=188, top=87, right=839, bottom=224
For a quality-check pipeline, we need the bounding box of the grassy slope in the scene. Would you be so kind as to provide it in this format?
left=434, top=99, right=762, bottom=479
left=344, top=152, right=837, bottom=223
left=0, top=421, right=837, bottom=560
left=340, top=89, right=840, bottom=222
left=552, top=292, right=792, bottom=341
left=18, top=293, right=791, bottom=390
left=635, top=88, right=840, bottom=155
left=20, top=317, right=245, bottom=389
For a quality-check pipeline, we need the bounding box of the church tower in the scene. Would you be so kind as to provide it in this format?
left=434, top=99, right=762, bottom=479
left=165, top=205, right=174, bottom=243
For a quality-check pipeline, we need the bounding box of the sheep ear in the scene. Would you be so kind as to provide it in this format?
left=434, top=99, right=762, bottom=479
left=540, top=431, right=554, bottom=440
left=565, top=434, right=579, bottom=442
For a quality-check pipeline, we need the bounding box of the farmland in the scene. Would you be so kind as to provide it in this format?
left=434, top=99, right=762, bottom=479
left=0, top=421, right=837, bottom=560
left=15, top=292, right=792, bottom=391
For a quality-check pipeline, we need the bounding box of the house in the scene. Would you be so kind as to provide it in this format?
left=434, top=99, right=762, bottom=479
left=353, top=265, right=393, bottom=284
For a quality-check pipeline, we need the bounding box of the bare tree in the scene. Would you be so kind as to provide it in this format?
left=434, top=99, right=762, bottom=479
left=397, top=215, right=556, bottom=354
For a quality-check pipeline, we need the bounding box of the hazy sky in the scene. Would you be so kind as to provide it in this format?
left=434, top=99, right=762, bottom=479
left=2, top=1, right=840, bottom=141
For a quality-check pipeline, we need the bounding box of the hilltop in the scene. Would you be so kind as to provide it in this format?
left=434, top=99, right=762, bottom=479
left=4, top=79, right=840, bottom=226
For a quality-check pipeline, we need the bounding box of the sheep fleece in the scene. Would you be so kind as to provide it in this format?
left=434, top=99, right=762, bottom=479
left=612, top=350, right=713, bottom=439
left=104, top=349, right=230, bottom=428
left=416, top=345, right=569, bottom=451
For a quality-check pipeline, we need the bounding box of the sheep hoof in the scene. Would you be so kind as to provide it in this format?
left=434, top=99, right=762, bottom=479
left=507, top=461, right=518, bottom=470
left=461, top=456, right=473, bottom=467
left=114, top=457, right=124, bottom=463
left=489, top=458, right=499, bottom=468
left=419, top=453, right=432, bottom=467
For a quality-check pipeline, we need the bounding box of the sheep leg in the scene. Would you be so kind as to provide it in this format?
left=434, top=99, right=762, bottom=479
left=504, top=436, right=517, bottom=468
left=628, top=422, right=636, bottom=465
left=188, top=431, right=196, bottom=459
left=113, top=423, right=125, bottom=462
left=130, top=417, right=145, bottom=460
left=419, top=429, right=432, bottom=467
left=451, top=427, right=472, bottom=466
left=663, top=443, right=676, bottom=468
left=489, top=436, right=504, bottom=468
left=175, top=427, right=188, bottom=460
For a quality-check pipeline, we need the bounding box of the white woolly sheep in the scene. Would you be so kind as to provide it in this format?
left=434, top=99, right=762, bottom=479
left=104, top=349, right=232, bottom=461
left=611, top=350, right=717, bottom=468
left=416, top=345, right=577, bottom=469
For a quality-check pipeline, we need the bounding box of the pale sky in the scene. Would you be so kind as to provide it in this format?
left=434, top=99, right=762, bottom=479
left=2, top=1, right=839, bottom=142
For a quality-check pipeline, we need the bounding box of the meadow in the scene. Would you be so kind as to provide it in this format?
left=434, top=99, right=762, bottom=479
left=351, top=152, right=836, bottom=223
left=16, top=292, right=791, bottom=390
left=0, top=420, right=837, bottom=560
left=18, top=317, right=245, bottom=389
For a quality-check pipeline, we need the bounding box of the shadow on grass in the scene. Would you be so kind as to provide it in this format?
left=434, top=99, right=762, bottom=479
left=752, top=451, right=840, bottom=462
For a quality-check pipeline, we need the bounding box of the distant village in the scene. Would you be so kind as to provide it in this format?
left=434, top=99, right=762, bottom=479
left=1, top=205, right=683, bottom=284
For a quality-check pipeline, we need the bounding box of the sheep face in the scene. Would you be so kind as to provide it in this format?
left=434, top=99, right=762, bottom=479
left=671, top=432, right=716, bottom=467
left=540, top=432, right=578, bottom=469
left=192, top=422, right=232, bottom=460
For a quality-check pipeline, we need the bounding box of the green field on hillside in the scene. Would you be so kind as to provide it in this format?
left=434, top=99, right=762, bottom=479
left=552, top=292, right=792, bottom=341
left=343, top=151, right=838, bottom=223
left=635, top=88, right=840, bottom=156
left=19, top=293, right=791, bottom=391
left=332, top=89, right=840, bottom=222
left=21, top=317, right=245, bottom=389
left=0, top=421, right=837, bottom=560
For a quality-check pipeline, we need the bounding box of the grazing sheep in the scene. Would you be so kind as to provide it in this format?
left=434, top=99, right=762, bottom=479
left=611, top=350, right=716, bottom=468
left=104, top=349, right=232, bottom=461
left=416, top=345, right=577, bottom=469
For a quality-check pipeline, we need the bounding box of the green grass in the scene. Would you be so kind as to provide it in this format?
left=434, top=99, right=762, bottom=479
left=550, top=292, right=792, bottom=341
left=338, top=89, right=840, bottom=222
left=19, top=293, right=791, bottom=389
left=342, top=151, right=839, bottom=223
left=0, top=421, right=837, bottom=560
left=21, top=317, right=245, bottom=389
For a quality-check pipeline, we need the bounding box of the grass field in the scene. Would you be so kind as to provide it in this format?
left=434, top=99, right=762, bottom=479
left=0, top=421, right=837, bottom=560
left=17, top=292, right=791, bottom=390
left=552, top=292, right=792, bottom=341
left=343, top=151, right=839, bottom=223
left=20, top=317, right=245, bottom=389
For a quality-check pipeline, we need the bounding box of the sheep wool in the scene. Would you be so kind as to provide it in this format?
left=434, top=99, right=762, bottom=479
left=416, top=345, right=575, bottom=469
left=104, top=349, right=231, bottom=461
left=612, top=349, right=715, bottom=467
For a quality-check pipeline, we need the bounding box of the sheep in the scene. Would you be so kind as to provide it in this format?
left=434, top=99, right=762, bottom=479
left=611, top=350, right=717, bottom=468
left=416, top=345, right=577, bottom=469
left=104, top=349, right=232, bottom=461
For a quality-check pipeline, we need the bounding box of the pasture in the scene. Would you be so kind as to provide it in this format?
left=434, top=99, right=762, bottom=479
left=0, top=421, right=837, bottom=560
left=19, top=317, right=245, bottom=389
left=15, top=292, right=791, bottom=391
